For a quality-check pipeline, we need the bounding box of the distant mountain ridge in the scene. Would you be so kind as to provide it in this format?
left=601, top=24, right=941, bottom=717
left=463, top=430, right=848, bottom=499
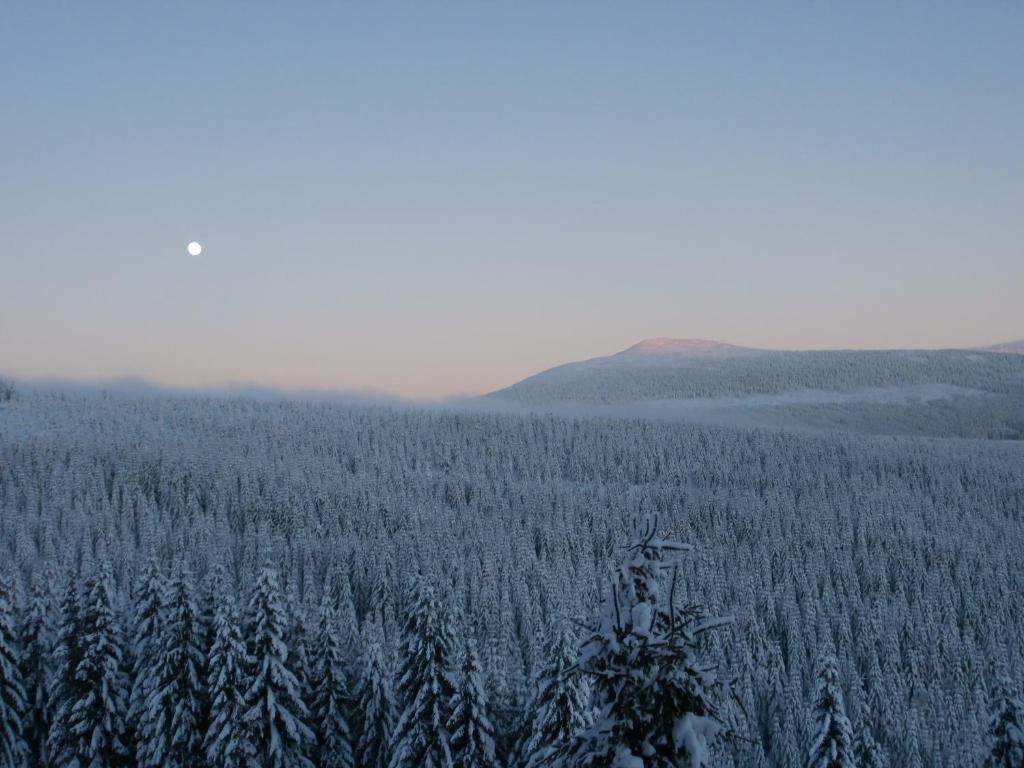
left=614, top=336, right=1024, bottom=357
left=489, top=337, right=1024, bottom=405
left=981, top=339, right=1024, bottom=355
left=616, top=338, right=756, bottom=356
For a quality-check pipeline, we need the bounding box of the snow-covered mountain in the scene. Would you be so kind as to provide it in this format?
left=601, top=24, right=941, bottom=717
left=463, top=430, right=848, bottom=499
left=489, top=338, right=1024, bottom=405
left=615, top=337, right=755, bottom=356
left=982, top=339, right=1024, bottom=354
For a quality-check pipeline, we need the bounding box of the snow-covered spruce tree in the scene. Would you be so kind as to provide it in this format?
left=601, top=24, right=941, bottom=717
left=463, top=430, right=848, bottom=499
left=851, top=699, right=886, bottom=768
left=356, top=632, right=396, bottom=768
left=807, top=654, right=853, bottom=768
left=128, top=559, right=165, bottom=736
left=448, top=638, right=499, bottom=768
left=558, top=517, right=735, bottom=768
left=311, top=591, right=355, bottom=768
left=19, top=572, right=53, bottom=766
left=983, top=673, right=1024, bottom=768
left=196, top=567, right=222, bottom=739
left=485, top=618, right=527, bottom=767
left=62, top=566, right=130, bottom=766
left=242, top=567, right=314, bottom=768
left=0, top=572, right=28, bottom=766
left=46, top=579, right=83, bottom=764
left=287, top=591, right=314, bottom=724
left=521, top=622, right=591, bottom=768
left=389, top=579, right=458, bottom=768
left=199, top=567, right=224, bottom=660
left=331, top=570, right=359, bottom=656
left=204, top=585, right=256, bottom=768
left=753, top=641, right=788, bottom=765
left=137, top=570, right=206, bottom=767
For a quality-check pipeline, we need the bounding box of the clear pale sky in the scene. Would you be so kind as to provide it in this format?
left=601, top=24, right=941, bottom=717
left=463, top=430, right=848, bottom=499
left=2, top=3, right=1022, bottom=398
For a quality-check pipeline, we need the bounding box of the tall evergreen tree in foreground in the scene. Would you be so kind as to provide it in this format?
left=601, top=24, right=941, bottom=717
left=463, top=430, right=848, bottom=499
left=203, top=585, right=255, bottom=768
left=983, top=673, right=1024, bottom=768
left=137, top=570, right=205, bottom=767
left=310, top=592, right=355, bottom=768
left=62, top=567, right=129, bottom=767
left=389, top=580, right=458, bottom=768
left=807, top=654, right=854, bottom=768
left=18, top=573, right=53, bottom=767
left=0, top=572, right=27, bottom=767
left=243, top=567, right=314, bottom=768
left=448, top=639, right=499, bottom=768
left=558, top=517, right=735, bottom=767
left=356, top=633, right=395, bottom=768
left=521, top=623, right=591, bottom=768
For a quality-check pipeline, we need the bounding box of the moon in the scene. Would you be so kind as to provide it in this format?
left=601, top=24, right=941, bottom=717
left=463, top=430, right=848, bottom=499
left=187, top=241, right=202, bottom=256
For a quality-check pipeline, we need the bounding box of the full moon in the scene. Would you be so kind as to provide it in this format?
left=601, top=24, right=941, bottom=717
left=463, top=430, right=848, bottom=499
left=187, top=241, right=202, bottom=256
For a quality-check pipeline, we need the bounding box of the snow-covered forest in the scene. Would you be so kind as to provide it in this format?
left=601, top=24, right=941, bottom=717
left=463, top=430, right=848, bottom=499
left=492, top=348, right=1024, bottom=406
left=1, top=383, right=1023, bottom=766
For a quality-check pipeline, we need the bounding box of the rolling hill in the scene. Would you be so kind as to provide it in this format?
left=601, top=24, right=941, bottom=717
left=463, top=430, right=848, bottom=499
left=490, top=338, right=1024, bottom=405
left=982, top=339, right=1024, bottom=354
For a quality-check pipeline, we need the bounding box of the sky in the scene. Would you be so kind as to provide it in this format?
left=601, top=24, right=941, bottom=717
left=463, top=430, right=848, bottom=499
left=2, top=2, right=1022, bottom=398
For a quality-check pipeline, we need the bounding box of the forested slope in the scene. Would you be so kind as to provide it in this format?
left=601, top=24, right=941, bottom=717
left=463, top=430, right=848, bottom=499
left=0, top=388, right=1022, bottom=765
left=490, top=347, right=1024, bottom=405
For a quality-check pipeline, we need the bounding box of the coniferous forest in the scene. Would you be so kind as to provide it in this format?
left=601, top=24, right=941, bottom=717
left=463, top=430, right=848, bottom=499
left=1, top=383, right=1023, bottom=766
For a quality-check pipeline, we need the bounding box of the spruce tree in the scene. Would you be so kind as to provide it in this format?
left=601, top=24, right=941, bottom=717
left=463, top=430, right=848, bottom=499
left=137, top=570, right=205, bottom=767
left=204, top=587, right=256, bottom=768
left=332, top=571, right=359, bottom=656
left=521, top=623, right=591, bottom=768
left=851, top=700, right=886, bottom=768
left=389, top=579, right=457, bottom=768
left=559, top=517, right=735, bottom=768
left=807, top=654, right=854, bottom=768
left=485, top=622, right=526, bottom=767
left=242, top=567, right=314, bottom=768
left=62, top=567, right=130, bottom=766
left=197, top=566, right=223, bottom=742
left=0, top=572, right=27, bottom=767
left=287, top=592, right=314, bottom=724
left=356, top=635, right=395, bottom=768
left=128, top=559, right=165, bottom=737
left=983, top=674, right=1024, bottom=768
left=19, top=572, right=53, bottom=767
left=448, top=639, right=499, bottom=768
left=46, top=579, right=83, bottom=764
left=755, top=643, right=788, bottom=765
left=310, top=592, right=355, bottom=768
left=199, top=567, right=223, bottom=662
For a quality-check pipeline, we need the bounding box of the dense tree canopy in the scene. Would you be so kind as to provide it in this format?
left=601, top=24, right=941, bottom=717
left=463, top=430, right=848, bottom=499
left=0, top=387, right=1021, bottom=765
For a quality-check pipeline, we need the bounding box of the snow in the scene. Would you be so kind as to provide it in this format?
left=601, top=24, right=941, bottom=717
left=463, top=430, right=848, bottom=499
left=673, top=714, right=721, bottom=768
left=0, top=378, right=1021, bottom=766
